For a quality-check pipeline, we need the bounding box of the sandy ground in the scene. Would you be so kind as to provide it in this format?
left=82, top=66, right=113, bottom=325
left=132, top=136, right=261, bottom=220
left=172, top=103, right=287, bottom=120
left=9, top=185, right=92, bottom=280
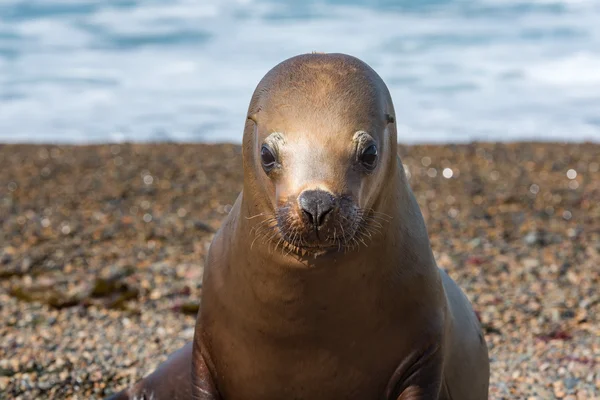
left=0, top=142, right=598, bottom=399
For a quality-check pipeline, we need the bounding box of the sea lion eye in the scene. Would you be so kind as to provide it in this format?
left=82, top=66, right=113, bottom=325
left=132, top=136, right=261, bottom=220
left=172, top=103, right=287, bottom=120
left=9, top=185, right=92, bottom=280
left=360, top=144, right=378, bottom=170
left=261, top=144, right=277, bottom=172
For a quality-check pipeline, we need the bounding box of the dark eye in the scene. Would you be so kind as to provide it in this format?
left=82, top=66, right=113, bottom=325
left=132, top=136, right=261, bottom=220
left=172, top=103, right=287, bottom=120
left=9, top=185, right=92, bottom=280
left=261, top=145, right=277, bottom=172
left=360, top=144, right=378, bottom=170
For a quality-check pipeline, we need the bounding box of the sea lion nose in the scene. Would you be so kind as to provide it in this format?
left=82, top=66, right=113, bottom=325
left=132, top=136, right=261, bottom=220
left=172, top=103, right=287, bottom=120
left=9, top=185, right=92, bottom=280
left=298, top=190, right=335, bottom=228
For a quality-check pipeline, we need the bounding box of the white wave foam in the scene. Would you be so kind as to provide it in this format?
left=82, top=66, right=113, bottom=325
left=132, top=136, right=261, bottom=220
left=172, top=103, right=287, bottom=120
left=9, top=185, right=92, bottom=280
left=0, top=0, right=599, bottom=143
left=525, top=52, right=600, bottom=85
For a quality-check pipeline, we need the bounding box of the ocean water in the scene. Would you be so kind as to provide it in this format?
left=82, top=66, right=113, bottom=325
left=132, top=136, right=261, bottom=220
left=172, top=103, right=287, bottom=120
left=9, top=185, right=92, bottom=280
left=0, top=0, right=599, bottom=144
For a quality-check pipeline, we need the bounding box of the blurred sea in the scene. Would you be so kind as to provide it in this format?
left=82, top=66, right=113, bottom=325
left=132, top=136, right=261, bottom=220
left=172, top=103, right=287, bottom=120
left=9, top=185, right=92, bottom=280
left=1, top=0, right=599, bottom=144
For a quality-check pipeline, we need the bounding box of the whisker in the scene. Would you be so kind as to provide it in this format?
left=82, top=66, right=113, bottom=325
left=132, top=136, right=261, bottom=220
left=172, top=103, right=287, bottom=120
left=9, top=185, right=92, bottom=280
left=245, top=212, right=268, bottom=220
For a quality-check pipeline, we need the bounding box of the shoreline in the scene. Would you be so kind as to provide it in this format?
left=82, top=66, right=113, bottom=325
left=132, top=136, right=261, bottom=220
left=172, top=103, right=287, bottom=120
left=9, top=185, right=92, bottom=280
left=2, top=138, right=600, bottom=147
left=1, top=142, right=599, bottom=399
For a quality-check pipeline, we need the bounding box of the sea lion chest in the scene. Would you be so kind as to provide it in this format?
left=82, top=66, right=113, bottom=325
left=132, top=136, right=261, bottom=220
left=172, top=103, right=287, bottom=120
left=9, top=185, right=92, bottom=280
left=199, top=250, right=439, bottom=400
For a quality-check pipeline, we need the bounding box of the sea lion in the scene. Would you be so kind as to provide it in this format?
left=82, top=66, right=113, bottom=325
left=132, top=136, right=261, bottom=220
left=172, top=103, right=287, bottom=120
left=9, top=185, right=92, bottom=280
left=108, top=53, right=489, bottom=400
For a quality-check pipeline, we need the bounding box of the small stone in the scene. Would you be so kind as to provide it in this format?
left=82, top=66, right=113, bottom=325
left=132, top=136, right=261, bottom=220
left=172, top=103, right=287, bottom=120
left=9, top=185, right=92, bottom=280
left=564, top=377, right=578, bottom=390
left=193, top=220, right=215, bottom=233
left=524, top=232, right=537, bottom=245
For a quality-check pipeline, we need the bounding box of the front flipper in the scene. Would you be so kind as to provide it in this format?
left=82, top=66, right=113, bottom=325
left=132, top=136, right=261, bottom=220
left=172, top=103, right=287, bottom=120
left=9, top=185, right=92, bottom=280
left=191, top=345, right=220, bottom=400
left=106, top=341, right=220, bottom=400
left=385, top=343, right=446, bottom=400
left=191, top=337, right=222, bottom=400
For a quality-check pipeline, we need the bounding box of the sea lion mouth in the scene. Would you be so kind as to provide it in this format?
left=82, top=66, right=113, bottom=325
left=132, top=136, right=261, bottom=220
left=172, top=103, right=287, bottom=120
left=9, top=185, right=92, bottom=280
left=247, top=200, right=390, bottom=256
left=275, top=206, right=389, bottom=255
left=248, top=192, right=392, bottom=256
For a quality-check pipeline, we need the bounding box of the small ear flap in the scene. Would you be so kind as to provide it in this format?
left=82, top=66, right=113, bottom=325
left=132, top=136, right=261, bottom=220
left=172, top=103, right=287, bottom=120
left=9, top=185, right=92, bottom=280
left=247, top=113, right=258, bottom=124
left=385, top=114, right=395, bottom=124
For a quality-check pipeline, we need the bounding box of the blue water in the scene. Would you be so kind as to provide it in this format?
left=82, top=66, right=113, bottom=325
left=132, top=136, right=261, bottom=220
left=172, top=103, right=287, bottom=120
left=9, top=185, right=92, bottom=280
left=1, top=0, right=599, bottom=144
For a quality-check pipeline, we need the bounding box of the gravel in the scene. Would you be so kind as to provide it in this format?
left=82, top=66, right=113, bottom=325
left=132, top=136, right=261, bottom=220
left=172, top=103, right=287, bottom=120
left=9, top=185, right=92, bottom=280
left=0, top=142, right=598, bottom=399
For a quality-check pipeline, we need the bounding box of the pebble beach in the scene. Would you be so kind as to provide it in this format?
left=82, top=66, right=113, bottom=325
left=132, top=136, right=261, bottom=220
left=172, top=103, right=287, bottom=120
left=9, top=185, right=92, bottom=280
left=0, top=142, right=599, bottom=399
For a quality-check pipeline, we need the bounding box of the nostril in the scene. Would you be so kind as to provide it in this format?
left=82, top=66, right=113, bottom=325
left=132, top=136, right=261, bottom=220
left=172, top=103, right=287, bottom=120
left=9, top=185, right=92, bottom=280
left=317, top=205, right=333, bottom=226
left=299, top=195, right=317, bottom=225
left=302, top=208, right=314, bottom=225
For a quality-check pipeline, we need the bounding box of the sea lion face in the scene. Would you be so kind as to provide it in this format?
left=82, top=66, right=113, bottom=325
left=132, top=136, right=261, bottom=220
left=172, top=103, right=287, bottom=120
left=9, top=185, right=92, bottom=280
left=246, top=54, right=396, bottom=254
left=258, top=128, right=387, bottom=254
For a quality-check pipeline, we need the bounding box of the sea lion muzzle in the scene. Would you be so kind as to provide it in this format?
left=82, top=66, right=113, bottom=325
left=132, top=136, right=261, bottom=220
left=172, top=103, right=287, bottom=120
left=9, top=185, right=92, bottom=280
left=275, top=191, right=365, bottom=253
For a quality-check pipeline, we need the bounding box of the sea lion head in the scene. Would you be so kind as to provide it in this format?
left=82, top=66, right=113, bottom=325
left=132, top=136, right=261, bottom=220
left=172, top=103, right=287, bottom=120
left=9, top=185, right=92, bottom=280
left=242, top=53, right=399, bottom=256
